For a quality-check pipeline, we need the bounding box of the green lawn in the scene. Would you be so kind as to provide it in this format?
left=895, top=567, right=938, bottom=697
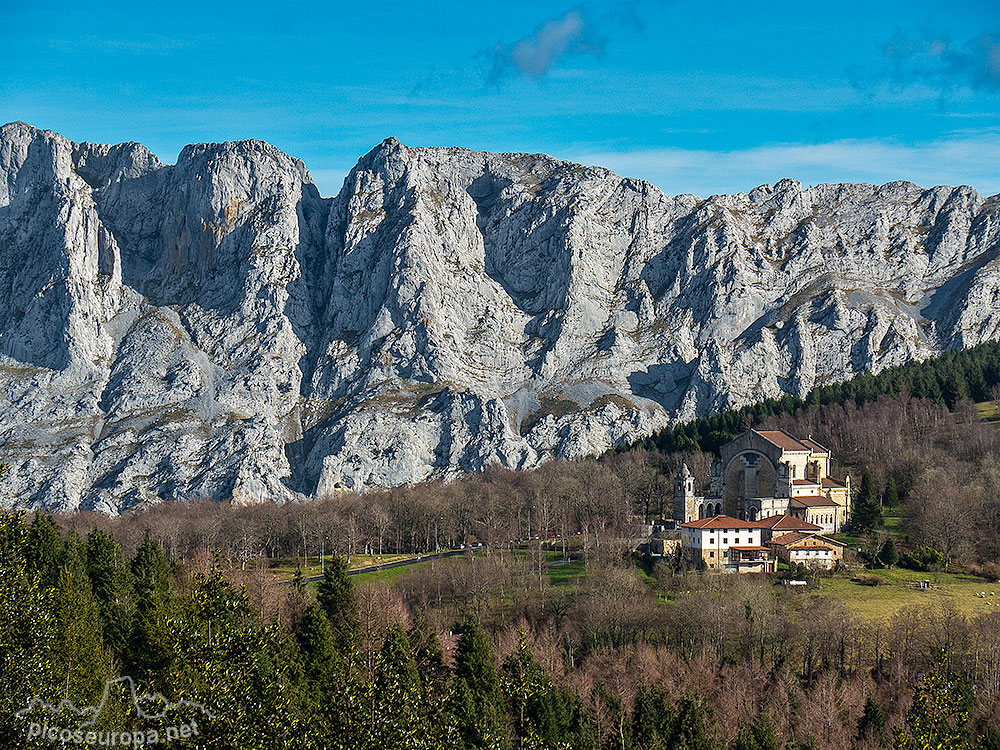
left=269, top=553, right=421, bottom=581
left=548, top=558, right=585, bottom=587
left=819, top=567, right=999, bottom=620
left=353, top=562, right=433, bottom=585
left=882, top=515, right=904, bottom=534
left=976, top=399, right=1000, bottom=422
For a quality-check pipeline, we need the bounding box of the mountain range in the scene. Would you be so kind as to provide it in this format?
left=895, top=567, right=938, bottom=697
left=1, top=122, right=998, bottom=512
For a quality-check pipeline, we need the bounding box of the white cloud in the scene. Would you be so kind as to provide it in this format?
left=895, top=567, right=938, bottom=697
left=568, top=134, right=1000, bottom=197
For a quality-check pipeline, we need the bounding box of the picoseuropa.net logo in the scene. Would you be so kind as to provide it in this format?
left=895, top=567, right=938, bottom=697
left=15, top=677, right=215, bottom=746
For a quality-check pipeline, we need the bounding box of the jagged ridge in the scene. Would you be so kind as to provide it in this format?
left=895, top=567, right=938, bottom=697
left=1, top=122, right=998, bottom=512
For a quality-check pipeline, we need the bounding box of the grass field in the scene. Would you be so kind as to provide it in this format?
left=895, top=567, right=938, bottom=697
left=353, top=561, right=435, bottom=585
left=819, top=567, right=999, bottom=620
left=269, top=553, right=422, bottom=581
left=548, top=558, right=586, bottom=587
left=976, top=399, right=1000, bottom=422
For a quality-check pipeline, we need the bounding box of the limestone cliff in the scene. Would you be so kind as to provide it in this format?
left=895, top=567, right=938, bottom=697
left=1, top=123, right=998, bottom=511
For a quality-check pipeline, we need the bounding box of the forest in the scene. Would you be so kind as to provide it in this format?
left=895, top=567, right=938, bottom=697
left=4, top=342, right=1000, bottom=747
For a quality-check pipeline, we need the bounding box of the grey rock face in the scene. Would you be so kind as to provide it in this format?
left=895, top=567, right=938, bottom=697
left=1, top=123, right=998, bottom=512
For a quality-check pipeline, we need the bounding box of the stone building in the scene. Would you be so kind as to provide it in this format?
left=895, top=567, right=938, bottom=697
left=678, top=515, right=767, bottom=572
left=673, top=429, right=852, bottom=533
left=767, top=531, right=845, bottom=569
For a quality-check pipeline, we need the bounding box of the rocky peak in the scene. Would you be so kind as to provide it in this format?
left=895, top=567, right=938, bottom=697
left=1, top=124, right=999, bottom=512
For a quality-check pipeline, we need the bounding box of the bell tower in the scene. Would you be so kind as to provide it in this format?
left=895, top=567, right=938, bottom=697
left=673, top=463, right=697, bottom=523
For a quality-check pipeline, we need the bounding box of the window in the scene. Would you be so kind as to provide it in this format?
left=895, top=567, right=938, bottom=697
left=723, top=538, right=728, bottom=544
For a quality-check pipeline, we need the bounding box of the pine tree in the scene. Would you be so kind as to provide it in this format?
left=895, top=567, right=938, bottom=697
left=668, top=695, right=716, bottom=750
left=131, top=531, right=171, bottom=603
left=631, top=686, right=675, bottom=749
left=371, top=627, right=438, bottom=748
left=24, top=511, right=63, bottom=589
left=502, top=639, right=554, bottom=749
left=879, top=538, right=899, bottom=569
left=85, top=529, right=135, bottom=655
left=126, top=533, right=175, bottom=683
left=857, top=694, right=886, bottom=742
left=296, top=602, right=341, bottom=686
left=883, top=478, right=899, bottom=513
left=408, top=611, right=449, bottom=702
left=452, top=617, right=509, bottom=750
left=851, top=472, right=882, bottom=533
left=54, top=537, right=112, bottom=705
left=317, top=555, right=358, bottom=650
left=735, top=714, right=778, bottom=750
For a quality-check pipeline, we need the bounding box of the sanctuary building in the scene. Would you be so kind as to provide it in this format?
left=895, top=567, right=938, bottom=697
left=673, top=429, right=852, bottom=534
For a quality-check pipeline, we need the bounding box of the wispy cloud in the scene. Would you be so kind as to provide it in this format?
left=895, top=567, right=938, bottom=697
left=569, top=133, right=1000, bottom=197
left=487, top=10, right=603, bottom=82
left=854, top=30, right=1000, bottom=96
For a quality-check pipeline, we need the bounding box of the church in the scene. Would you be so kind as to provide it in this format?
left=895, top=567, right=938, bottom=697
left=673, top=429, right=852, bottom=534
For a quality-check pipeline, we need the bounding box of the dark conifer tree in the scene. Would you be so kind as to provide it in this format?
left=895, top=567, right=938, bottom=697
left=856, top=694, right=886, bottom=742
left=734, top=714, right=778, bottom=750
left=883, top=477, right=899, bottom=512
left=851, top=472, right=881, bottom=533
left=85, top=528, right=135, bottom=655
left=54, top=537, right=112, bottom=705
left=452, top=617, right=509, bottom=750
left=668, top=695, right=716, bottom=750
left=317, top=555, right=358, bottom=650
left=126, top=533, right=175, bottom=683
left=24, top=511, right=63, bottom=589
left=879, top=538, right=899, bottom=569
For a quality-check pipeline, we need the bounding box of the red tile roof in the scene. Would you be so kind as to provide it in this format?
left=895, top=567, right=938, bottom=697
left=768, top=531, right=813, bottom=546
left=821, top=477, right=846, bottom=489
left=756, top=430, right=809, bottom=452
left=679, top=515, right=756, bottom=530
left=800, top=437, right=829, bottom=453
left=790, top=494, right=839, bottom=508
left=770, top=531, right=845, bottom=548
left=730, top=545, right=769, bottom=551
left=749, top=514, right=822, bottom=531
left=792, top=479, right=818, bottom=486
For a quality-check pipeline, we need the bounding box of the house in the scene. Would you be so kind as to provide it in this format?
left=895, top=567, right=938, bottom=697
left=749, top=514, right=823, bottom=543
left=678, top=516, right=764, bottom=572
left=673, top=429, right=852, bottom=532
left=727, top=546, right=776, bottom=574
left=768, top=531, right=845, bottom=570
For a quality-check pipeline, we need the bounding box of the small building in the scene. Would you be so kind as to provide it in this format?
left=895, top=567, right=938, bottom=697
left=768, top=531, right=845, bottom=569
left=678, top=516, right=763, bottom=571
left=727, top=546, right=776, bottom=574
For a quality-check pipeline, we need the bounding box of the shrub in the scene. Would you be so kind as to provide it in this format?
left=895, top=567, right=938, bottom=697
left=900, top=546, right=945, bottom=572
left=981, top=562, right=1000, bottom=583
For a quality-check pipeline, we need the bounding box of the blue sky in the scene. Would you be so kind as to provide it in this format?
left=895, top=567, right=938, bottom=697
left=2, top=0, right=998, bottom=198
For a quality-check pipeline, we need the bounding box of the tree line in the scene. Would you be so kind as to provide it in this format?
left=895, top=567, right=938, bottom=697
left=625, top=340, right=1000, bottom=455
left=4, top=509, right=1000, bottom=748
